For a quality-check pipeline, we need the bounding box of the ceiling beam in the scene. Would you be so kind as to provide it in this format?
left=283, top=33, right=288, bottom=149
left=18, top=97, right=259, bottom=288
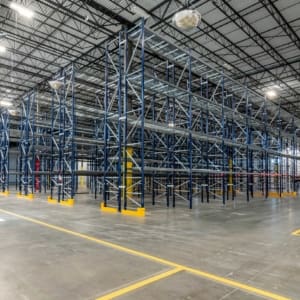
left=83, top=0, right=132, bottom=26
left=261, top=0, right=300, bottom=51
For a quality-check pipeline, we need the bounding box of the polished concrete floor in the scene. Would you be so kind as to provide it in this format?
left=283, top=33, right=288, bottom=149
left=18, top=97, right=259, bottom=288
left=0, top=192, right=299, bottom=299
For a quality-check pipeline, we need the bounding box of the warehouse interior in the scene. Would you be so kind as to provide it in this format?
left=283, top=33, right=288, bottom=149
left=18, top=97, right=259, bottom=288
left=0, top=0, right=300, bottom=299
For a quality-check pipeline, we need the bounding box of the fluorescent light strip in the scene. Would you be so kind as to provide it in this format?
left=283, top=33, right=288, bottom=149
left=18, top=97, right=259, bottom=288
left=0, top=101, right=13, bottom=107
left=10, top=2, right=34, bottom=18
left=0, top=45, right=6, bottom=53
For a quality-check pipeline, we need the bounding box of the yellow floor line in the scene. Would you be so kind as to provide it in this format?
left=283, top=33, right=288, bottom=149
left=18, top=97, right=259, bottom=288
left=184, top=267, right=288, bottom=300
left=96, top=268, right=182, bottom=300
left=0, top=208, right=291, bottom=300
left=292, top=229, right=300, bottom=236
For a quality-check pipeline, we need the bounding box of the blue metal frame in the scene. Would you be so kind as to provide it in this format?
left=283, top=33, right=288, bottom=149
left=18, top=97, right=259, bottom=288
left=49, top=64, right=76, bottom=202
left=19, top=90, right=36, bottom=196
left=98, top=18, right=300, bottom=210
left=0, top=108, right=9, bottom=193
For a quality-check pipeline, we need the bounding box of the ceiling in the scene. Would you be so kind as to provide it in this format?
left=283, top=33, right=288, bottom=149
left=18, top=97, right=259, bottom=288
left=0, top=0, right=299, bottom=117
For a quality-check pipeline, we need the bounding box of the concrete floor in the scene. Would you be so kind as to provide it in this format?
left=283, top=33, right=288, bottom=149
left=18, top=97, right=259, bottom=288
left=0, top=192, right=299, bottom=299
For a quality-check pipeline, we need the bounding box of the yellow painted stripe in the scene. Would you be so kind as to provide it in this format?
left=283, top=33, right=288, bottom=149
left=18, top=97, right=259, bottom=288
left=0, top=208, right=181, bottom=267
left=96, top=268, right=182, bottom=300
left=0, top=208, right=291, bottom=300
left=292, top=229, right=300, bottom=236
left=184, top=267, right=288, bottom=300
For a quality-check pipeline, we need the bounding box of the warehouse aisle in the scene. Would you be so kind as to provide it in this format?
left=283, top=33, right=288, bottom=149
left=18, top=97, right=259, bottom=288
left=0, top=194, right=299, bottom=299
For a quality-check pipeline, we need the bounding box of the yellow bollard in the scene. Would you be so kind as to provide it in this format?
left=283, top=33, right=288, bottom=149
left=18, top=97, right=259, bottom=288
left=123, top=147, right=133, bottom=200
left=228, top=159, right=233, bottom=193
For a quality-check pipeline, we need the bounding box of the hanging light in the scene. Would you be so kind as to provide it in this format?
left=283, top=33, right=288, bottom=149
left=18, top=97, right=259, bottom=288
left=265, top=89, right=277, bottom=99
left=265, top=85, right=281, bottom=100
left=0, top=32, right=7, bottom=54
left=0, top=45, right=6, bottom=53
left=173, top=9, right=201, bottom=30
left=8, top=109, right=17, bottom=115
left=49, top=80, right=63, bottom=91
left=10, top=2, right=34, bottom=19
left=0, top=100, right=13, bottom=107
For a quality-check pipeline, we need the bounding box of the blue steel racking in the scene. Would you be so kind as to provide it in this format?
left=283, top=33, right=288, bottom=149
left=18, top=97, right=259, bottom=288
left=49, top=64, right=76, bottom=204
left=93, top=92, right=104, bottom=199
left=103, top=22, right=146, bottom=212
left=36, top=111, right=51, bottom=194
left=18, top=91, right=36, bottom=197
left=0, top=108, right=9, bottom=194
left=99, top=18, right=300, bottom=211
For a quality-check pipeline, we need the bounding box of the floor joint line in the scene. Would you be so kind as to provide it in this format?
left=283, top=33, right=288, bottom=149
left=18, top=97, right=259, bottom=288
left=96, top=267, right=183, bottom=300
left=0, top=207, right=291, bottom=300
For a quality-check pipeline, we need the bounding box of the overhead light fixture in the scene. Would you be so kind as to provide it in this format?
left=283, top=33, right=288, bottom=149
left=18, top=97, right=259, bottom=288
left=49, top=79, right=63, bottom=90
left=223, top=63, right=233, bottom=71
left=265, top=89, right=277, bottom=99
left=265, top=85, right=281, bottom=100
left=10, top=2, right=34, bottom=19
left=8, top=109, right=17, bottom=115
left=173, top=9, right=201, bottom=30
left=168, top=122, right=175, bottom=128
left=0, top=45, right=6, bottom=53
left=0, top=100, right=13, bottom=107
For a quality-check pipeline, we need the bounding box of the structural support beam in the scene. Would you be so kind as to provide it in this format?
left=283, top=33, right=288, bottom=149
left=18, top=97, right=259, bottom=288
left=0, top=109, right=10, bottom=195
